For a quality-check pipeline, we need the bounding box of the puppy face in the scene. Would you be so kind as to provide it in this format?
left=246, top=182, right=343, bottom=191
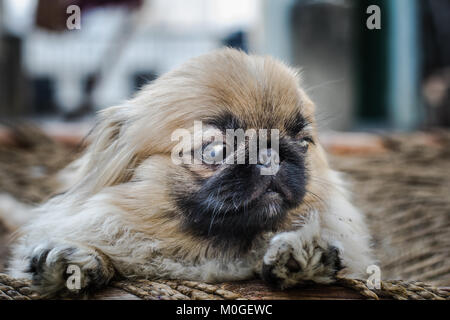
left=158, top=49, right=326, bottom=248
left=75, top=48, right=329, bottom=254
left=171, top=111, right=312, bottom=247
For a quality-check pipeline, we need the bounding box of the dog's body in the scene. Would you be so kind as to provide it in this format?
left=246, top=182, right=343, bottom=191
left=6, top=49, right=374, bottom=296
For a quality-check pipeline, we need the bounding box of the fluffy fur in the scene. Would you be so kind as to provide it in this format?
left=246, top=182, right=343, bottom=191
left=5, top=48, right=374, bottom=297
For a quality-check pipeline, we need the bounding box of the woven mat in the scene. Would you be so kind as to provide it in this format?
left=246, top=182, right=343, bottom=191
left=0, top=273, right=448, bottom=300
left=330, top=131, right=450, bottom=286
left=0, top=127, right=449, bottom=298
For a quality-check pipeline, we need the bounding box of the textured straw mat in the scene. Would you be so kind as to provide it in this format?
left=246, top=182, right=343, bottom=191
left=330, top=131, right=450, bottom=286
left=0, top=127, right=449, bottom=299
left=0, top=273, right=448, bottom=300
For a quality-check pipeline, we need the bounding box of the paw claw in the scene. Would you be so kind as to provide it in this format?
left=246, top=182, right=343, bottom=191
left=286, top=255, right=301, bottom=273
left=320, top=245, right=343, bottom=275
left=261, top=263, right=279, bottom=287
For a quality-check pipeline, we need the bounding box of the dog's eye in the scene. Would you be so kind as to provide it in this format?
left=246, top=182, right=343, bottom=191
left=202, top=142, right=226, bottom=165
left=297, top=137, right=313, bottom=151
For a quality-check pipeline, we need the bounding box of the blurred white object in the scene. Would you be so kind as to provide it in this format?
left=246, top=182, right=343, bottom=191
left=2, top=0, right=37, bottom=36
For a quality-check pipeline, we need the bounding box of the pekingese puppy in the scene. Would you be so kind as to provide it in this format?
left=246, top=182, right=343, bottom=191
left=7, top=48, right=374, bottom=297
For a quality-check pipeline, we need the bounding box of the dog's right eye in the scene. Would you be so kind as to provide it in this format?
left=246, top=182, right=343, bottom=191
left=202, top=142, right=226, bottom=165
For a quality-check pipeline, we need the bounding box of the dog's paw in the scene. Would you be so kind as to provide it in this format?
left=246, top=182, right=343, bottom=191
left=26, top=242, right=114, bottom=297
left=261, top=231, right=343, bottom=289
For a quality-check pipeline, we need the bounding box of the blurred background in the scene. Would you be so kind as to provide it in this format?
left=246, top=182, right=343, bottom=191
left=0, top=0, right=448, bottom=132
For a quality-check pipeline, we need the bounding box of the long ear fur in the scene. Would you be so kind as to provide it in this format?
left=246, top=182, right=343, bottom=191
left=60, top=104, right=140, bottom=196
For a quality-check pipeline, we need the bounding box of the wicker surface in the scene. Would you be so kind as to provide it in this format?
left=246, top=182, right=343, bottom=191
left=0, top=273, right=448, bottom=300
left=0, top=127, right=449, bottom=298
left=330, top=131, right=450, bottom=286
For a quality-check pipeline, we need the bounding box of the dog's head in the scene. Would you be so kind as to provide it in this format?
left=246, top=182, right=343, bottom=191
left=69, top=48, right=330, bottom=251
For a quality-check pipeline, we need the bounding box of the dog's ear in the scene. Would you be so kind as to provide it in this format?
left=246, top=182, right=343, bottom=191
left=63, top=105, right=141, bottom=195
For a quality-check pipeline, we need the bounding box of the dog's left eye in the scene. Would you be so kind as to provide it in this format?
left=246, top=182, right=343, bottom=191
left=202, top=142, right=226, bottom=165
left=297, top=137, right=313, bottom=151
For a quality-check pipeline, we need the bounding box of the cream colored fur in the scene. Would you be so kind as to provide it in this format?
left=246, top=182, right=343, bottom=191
left=3, top=48, right=374, bottom=296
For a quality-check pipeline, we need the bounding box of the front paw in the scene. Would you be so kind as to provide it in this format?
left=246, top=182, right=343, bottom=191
left=261, top=232, right=342, bottom=289
left=26, top=242, right=114, bottom=297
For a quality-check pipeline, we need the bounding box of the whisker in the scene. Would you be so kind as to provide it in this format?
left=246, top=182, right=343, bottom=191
left=304, top=78, right=345, bottom=94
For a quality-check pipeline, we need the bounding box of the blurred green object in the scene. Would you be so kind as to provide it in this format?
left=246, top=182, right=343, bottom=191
left=355, top=0, right=421, bottom=130
left=355, top=0, right=390, bottom=125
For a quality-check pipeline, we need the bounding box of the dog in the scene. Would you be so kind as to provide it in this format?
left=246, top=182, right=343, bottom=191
left=6, top=48, right=374, bottom=297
